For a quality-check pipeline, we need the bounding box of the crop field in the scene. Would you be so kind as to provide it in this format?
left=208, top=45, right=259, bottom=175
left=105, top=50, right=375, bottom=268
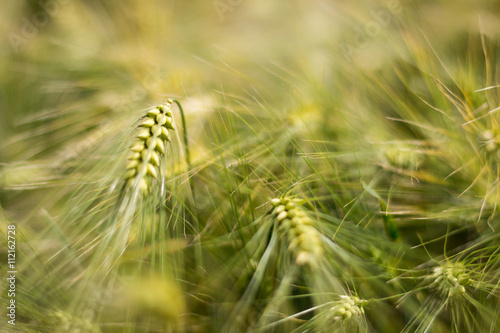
left=1, top=1, right=500, bottom=332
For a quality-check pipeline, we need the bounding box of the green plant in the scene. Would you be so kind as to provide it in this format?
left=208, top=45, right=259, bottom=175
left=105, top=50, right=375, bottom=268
left=2, top=2, right=500, bottom=333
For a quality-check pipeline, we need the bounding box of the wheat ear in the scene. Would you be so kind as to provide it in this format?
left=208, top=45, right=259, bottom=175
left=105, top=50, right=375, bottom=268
left=125, top=100, right=175, bottom=194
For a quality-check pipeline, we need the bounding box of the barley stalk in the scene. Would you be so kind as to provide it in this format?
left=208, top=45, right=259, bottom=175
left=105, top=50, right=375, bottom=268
left=171, top=99, right=191, bottom=170
left=171, top=98, right=198, bottom=222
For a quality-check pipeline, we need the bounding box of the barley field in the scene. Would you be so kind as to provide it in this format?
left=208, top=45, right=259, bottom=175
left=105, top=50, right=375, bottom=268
left=1, top=1, right=500, bottom=332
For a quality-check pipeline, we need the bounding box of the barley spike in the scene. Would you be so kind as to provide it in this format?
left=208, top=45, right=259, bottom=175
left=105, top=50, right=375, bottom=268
left=125, top=100, right=176, bottom=194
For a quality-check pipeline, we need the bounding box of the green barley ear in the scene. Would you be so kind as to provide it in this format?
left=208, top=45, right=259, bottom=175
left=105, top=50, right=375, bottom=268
left=330, top=295, right=368, bottom=321
left=426, top=261, right=470, bottom=298
left=270, top=197, right=323, bottom=265
left=125, top=100, right=176, bottom=194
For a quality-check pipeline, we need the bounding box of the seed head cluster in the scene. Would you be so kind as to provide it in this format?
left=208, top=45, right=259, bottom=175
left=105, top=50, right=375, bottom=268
left=427, top=262, right=470, bottom=297
left=330, top=295, right=367, bottom=321
left=270, top=197, right=323, bottom=265
left=126, top=100, right=175, bottom=193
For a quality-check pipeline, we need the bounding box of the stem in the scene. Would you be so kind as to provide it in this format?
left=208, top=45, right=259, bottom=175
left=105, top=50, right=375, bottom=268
left=171, top=98, right=196, bottom=211
left=171, top=98, right=202, bottom=275
left=171, top=99, right=191, bottom=170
